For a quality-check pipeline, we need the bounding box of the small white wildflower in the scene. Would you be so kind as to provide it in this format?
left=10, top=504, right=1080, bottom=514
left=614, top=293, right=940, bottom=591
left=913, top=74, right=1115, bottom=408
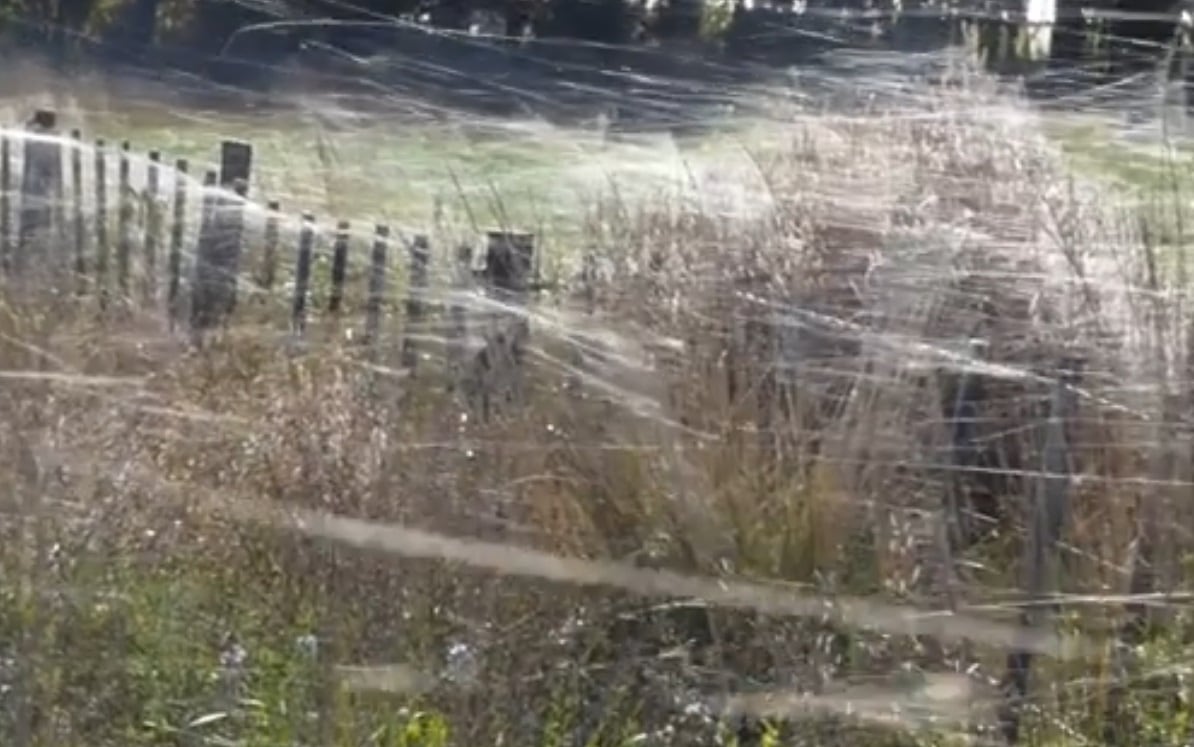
left=295, top=634, right=319, bottom=658
left=444, top=641, right=478, bottom=686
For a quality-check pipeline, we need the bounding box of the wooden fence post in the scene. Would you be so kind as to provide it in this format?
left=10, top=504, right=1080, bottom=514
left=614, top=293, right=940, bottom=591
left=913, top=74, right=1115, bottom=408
left=401, top=234, right=430, bottom=370
left=328, top=221, right=350, bottom=315
left=143, top=150, right=161, bottom=303
left=946, top=339, right=991, bottom=552
left=219, top=139, right=252, bottom=188
left=1103, top=388, right=1181, bottom=745
left=473, top=230, right=534, bottom=417
left=1, top=130, right=10, bottom=273
left=364, top=224, right=389, bottom=350
left=565, top=250, right=599, bottom=397
left=167, top=159, right=188, bottom=328
left=447, top=242, right=474, bottom=393
left=192, top=142, right=252, bottom=334
left=484, top=230, right=533, bottom=295
left=70, top=130, right=84, bottom=285
left=94, top=139, right=109, bottom=303
left=50, top=129, right=65, bottom=265
left=292, top=213, right=315, bottom=337
left=17, top=109, right=63, bottom=278
left=189, top=170, right=218, bottom=334
left=259, top=200, right=280, bottom=291
left=998, top=358, right=1081, bottom=744
left=116, top=141, right=133, bottom=297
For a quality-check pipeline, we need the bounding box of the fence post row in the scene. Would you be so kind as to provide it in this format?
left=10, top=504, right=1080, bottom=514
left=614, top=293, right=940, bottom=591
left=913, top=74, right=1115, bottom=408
left=1, top=115, right=547, bottom=401
left=17, top=109, right=63, bottom=279
left=998, top=358, right=1081, bottom=744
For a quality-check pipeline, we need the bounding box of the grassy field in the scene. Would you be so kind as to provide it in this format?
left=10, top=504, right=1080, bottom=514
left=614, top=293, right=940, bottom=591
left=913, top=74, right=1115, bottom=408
left=4, top=58, right=1194, bottom=747
left=11, top=80, right=770, bottom=267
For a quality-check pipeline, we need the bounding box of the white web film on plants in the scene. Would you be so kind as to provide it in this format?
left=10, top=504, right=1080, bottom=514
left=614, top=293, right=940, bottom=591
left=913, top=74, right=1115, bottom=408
left=2, top=7, right=1194, bottom=740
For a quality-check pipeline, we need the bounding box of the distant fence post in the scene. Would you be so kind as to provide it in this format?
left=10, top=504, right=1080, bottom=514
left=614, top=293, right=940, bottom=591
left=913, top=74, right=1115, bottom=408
left=328, top=221, right=350, bottom=315
left=17, top=109, right=63, bottom=279
left=447, top=243, right=474, bottom=394
left=363, top=224, right=389, bottom=351
left=1, top=130, right=11, bottom=273
left=565, top=250, right=599, bottom=396
left=401, top=234, right=430, bottom=370
left=116, top=141, right=133, bottom=297
left=191, top=141, right=252, bottom=336
left=998, top=357, right=1081, bottom=744
left=94, top=139, right=109, bottom=304
left=188, top=169, right=218, bottom=335
left=143, top=150, right=161, bottom=303
left=167, top=159, right=188, bottom=328
left=70, top=130, right=84, bottom=287
left=472, top=230, right=534, bottom=418
left=258, top=200, right=280, bottom=292
left=291, top=213, right=315, bottom=338
left=220, top=142, right=250, bottom=320
left=946, top=339, right=991, bottom=552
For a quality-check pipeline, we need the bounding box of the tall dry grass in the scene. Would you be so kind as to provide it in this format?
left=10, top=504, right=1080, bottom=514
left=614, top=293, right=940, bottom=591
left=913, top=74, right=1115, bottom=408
left=2, top=59, right=1192, bottom=746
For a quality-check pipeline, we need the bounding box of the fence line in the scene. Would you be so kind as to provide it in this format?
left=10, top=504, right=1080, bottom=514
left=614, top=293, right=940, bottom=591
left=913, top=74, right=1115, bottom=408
left=0, top=108, right=539, bottom=419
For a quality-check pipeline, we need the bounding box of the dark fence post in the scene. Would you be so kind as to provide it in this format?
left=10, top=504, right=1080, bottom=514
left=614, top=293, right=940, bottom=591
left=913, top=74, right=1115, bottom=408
left=363, top=224, right=389, bottom=350
left=565, top=250, right=599, bottom=396
left=188, top=169, right=218, bottom=334
left=447, top=243, right=474, bottom=393
left=94, top=139, right=109, bottom=304
left=17, top=109, right=63, bottom=278
left=1, top=130, right=10, bottom=273
left=70, top=130, right=84, bottom=286
left=484, top=230, right=533, bottom=295
left=1104, top=389, right=1180, bottom=745
left=219, top=139, right=252, bottom=188
left=292, top=213, right=315, bottom=337
left=167, top=159, right=188, bottom=328
left=401, top=234, right=430, bottom=370
left=946, top=339, right=991, bottom=552
left=998, top=358, right=1081, bottom=744
left=50, top=128, right=65, bottom=264
left=259, top=200, right=280, bottom=291
left=143, top=150, right=161, bottom=303
left=472, top=230, right=534, bottom=418
left=192, top=142, right=252, bottom=335
left=328, top=221, right=350, bottom=315
left=116, top=141, right=133, bottom=297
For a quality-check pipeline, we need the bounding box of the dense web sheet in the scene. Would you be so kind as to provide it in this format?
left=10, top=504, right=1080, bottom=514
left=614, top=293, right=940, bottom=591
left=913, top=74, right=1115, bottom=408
left=3, top=12, right=1194, bottom=744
